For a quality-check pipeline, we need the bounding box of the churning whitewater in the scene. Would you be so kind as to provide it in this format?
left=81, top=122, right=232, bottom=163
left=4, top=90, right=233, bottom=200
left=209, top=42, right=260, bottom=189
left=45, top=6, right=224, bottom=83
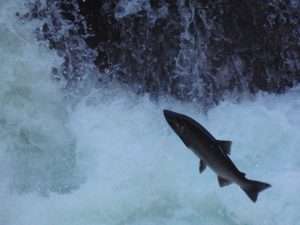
left=0, top=1, right=300, bottom=225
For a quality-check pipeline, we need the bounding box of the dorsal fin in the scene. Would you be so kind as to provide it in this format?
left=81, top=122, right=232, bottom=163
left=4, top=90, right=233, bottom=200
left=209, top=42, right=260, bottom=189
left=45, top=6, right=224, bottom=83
left=240, top=172, right=246, bottom=177
left=216, top=140, right=232, bottom=155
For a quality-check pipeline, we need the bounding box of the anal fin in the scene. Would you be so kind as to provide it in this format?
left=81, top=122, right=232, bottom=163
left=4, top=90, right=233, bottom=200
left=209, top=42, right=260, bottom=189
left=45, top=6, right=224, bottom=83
left=217, top=176, right=233, bottom=187
left=199, top=160, right=207, bottom=173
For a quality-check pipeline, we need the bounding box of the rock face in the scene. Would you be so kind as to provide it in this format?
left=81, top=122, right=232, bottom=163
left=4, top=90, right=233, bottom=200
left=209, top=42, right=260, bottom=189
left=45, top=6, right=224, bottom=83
left=23, top=0, right=300, bottom=105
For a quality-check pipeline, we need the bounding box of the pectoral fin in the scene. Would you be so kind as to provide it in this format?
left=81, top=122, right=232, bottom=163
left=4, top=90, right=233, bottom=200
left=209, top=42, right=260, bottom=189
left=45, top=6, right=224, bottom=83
left=199, top=160, right=207, bottom=173
left=217, top=176, right=233, bottom=187
left=216, top=140, right=232, bottom=155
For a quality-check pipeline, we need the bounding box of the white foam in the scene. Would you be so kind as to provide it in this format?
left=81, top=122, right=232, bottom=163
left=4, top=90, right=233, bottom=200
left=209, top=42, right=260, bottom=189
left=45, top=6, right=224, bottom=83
left=5, top=87, right=296, bottom=225
left=1, top=1, right=300, bottom=225
left=0, top=0, right=79, bottom=197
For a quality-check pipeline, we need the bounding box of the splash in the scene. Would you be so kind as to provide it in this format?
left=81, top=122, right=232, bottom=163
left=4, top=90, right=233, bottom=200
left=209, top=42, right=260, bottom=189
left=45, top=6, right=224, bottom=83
left=0, top=0, right=80, bottom=195
left=1, top=1, right=300, bottom=225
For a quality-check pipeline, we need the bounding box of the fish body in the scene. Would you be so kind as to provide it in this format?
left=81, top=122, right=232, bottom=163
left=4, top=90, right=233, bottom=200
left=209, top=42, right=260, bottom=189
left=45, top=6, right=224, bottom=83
left=163, top=109, right=271, bottom=202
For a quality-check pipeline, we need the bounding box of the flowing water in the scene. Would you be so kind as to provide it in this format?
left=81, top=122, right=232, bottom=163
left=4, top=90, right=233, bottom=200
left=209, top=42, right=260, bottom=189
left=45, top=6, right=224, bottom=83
left=1, top=1, right=300, bottom=225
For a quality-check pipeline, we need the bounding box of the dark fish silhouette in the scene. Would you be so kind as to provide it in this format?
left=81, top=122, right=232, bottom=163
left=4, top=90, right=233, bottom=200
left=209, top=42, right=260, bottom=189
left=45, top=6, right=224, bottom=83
left=163, top=109, right=271, bottom=202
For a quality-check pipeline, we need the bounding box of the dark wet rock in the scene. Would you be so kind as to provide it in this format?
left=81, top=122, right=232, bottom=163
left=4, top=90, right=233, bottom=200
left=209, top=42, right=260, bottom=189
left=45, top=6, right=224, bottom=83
left=21, top=0, right=300, bottom=105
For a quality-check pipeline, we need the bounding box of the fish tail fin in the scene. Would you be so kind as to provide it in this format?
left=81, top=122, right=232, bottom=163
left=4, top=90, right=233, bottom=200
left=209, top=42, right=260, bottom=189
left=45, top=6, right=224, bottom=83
left=241, top=179, right=271, bottom=202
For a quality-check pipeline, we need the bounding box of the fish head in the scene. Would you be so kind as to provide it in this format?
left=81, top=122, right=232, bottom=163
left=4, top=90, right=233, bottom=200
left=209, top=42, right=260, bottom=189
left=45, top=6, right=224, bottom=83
left=163, top=110, right=190, bottom=136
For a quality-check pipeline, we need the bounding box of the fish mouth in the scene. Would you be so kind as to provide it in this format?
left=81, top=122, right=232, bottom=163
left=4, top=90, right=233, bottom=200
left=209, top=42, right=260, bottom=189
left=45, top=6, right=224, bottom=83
left=163, top=109, right=178, bottom=119
left=163, top=109, right=181, bottom=128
